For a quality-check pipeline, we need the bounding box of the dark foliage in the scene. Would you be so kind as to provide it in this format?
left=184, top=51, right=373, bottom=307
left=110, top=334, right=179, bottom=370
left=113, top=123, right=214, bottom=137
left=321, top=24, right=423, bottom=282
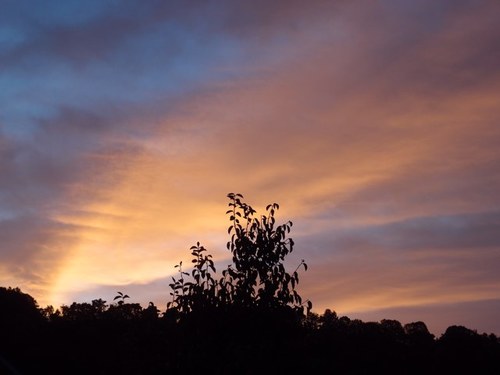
left=167, top=193, right=310, bottom=319
left=1, top=195, right=499, bottom=374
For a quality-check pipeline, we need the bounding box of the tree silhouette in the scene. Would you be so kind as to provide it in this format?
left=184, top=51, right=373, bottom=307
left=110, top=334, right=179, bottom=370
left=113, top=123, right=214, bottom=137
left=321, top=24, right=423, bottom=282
left=0, top=287, right=42, bottom=326
left=162, top=193, right=312, bottom=372
left=167, top=193, right=311, bottom=318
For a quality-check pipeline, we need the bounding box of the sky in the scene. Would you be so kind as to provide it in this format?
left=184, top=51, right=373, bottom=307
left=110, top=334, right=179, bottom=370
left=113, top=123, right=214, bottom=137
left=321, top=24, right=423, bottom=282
left=1, top=0, right=500, bottom=336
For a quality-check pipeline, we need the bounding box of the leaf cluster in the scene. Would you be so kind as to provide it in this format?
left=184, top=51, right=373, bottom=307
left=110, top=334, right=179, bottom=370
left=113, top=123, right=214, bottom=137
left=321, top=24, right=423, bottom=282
left=167, top=193, right=311, bottom=317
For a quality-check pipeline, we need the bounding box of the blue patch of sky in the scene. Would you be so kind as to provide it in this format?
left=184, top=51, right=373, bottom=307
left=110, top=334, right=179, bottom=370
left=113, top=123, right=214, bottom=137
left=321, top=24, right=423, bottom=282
left=112, top=20, right=248, bottom=93
left=0, top=25, right=26, bottom=52
left=0, top=20, right=251, bottom=139
left=0, top=65, right=66, bottom=139
left=0, top=0, right=117, bottom=28
left=0, top=208, right=18, bottom=222
left=0, top=0, right=308, bottom=141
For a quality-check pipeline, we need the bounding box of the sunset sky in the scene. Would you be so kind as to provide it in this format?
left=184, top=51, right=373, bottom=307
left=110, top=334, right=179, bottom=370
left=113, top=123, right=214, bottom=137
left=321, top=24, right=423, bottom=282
left=1, top=0, right=500, bottom=335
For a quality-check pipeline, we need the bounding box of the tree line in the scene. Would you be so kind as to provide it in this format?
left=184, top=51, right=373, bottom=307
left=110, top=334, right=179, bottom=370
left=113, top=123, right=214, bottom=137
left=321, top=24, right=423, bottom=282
left=1, top=194, right=499, bottom=374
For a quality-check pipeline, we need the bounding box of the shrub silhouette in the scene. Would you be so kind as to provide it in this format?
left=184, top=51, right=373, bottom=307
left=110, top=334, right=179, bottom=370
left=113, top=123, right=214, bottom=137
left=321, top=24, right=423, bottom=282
left=167, top=193, right=311, bottom=318
left=161, top=193, right=313, bottom=372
